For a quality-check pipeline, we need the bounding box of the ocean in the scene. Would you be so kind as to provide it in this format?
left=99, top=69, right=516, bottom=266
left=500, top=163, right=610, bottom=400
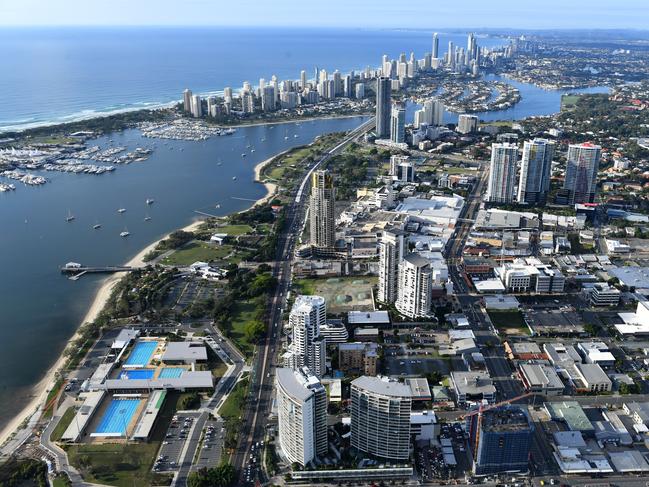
left=0, top=27, right=505, bottom=133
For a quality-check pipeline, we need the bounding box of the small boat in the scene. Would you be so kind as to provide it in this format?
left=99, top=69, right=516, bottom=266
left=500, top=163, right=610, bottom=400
left=232, top=176, right=237, bottom=181
left=261, top=138, right=266, bottom=142
left=118, top=208, right=126, bottom=213
left=120, top=228, right=130, bottom=237
left=215, top=204, right=221, bottom=209
left=294, top=134, right=299, bottom=138
left=217, top=162, right=222, bottom=166
left=146, top=198, right=154, bottom=205
left=144, top=216, right=152, bottom=222
left=93, top=224, right=102, bottom=229
left=241, top=153, right=247, bottom=158
left=66, top=210, right=75, bottom=222
left=251, top=149, right=255, bottom=153
left=284, top=136, right=289, bottom=140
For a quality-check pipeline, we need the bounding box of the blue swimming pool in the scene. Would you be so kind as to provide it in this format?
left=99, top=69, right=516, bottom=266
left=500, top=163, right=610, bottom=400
left=159, top=367, right=184, bottom=379
left=95, top=398, right=140, bottom=435
left=124, top=341, right=157, bottom=367
left=120, top=369, right=155, bottom=380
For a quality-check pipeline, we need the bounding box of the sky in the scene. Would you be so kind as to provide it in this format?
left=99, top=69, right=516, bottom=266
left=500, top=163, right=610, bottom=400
left=1, top=0, right=648, bottom=29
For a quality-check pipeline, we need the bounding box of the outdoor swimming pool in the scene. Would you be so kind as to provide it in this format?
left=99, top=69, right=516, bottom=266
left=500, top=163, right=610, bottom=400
left=119, top=369, right=155, bottom=380
left=95, top=398, right=140, bottom=435
left=158, top=367, right=184, bottom=379
left=124, top=341, right=157, bottom=367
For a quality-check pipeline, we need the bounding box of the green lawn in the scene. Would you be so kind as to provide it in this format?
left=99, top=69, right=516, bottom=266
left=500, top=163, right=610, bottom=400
left=561, top=94, right=583, bottom=110
left=161, top=241, right=233, bottom=266
left=228, top=300, right=259, bottom=357
left=219, top=376, right=250, bottom=420
left=51, top=407, right=76, bottom=442
left=214, top=224, right=253, bottom=236
left=293, top=278, right=318, bottom=295
left=66, top=443, right=166, bottom=487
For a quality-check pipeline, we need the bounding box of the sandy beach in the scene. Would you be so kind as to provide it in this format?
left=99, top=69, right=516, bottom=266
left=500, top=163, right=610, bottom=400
left=0, top=151, right=279, bottom=447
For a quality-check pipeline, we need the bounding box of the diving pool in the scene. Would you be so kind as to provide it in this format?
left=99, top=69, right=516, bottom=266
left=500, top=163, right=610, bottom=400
left=120, top=369, right=155, bottom=380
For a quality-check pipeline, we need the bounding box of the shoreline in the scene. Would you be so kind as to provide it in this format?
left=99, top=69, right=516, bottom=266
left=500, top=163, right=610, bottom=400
left=0, top=149, right=280, bottom=448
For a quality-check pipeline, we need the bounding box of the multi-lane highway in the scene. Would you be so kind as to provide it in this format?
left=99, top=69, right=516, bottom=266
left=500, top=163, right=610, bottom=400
left=231, top=118, right=375, bottom=483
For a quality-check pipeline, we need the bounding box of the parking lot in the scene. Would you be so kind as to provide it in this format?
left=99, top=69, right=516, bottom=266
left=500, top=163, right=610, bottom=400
left=154, top=412, right=201, bottom=472
left=165, top=276, right=224, bottom=313
left=192, top=419, right=224, bottom=471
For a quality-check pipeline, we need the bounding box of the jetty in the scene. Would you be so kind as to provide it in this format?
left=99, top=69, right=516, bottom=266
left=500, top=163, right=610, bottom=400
left=60, top=262, right=139, bottom=280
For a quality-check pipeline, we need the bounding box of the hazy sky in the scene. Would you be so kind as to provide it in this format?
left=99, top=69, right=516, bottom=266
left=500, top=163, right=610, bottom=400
left=1, top=0, right=648, bottom=29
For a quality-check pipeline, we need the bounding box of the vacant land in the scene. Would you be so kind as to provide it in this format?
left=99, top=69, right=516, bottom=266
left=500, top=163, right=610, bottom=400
left=228, top=300, right=259, bottom=357
left=487, top=310, right=530, bottom=334
left=293, top=276, right=377, bottom=314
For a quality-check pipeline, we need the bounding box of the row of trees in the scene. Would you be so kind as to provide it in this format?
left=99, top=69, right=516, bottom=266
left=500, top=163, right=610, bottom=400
left=187, top=464, right=237, bottom=487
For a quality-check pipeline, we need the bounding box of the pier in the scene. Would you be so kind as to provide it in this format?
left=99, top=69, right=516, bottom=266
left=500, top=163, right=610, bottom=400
left=60, top=264, right=139, bottom=280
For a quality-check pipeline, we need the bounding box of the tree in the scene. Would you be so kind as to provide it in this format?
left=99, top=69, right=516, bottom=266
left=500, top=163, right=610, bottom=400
left=244, top=320, right=265, bottom=343
left=187, top=463, right=237, bottom=487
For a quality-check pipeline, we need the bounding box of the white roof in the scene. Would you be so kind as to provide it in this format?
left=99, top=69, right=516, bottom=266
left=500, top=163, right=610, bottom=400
left=162, top=342, right=208, bottom=362
left=347, top=310, right=390, bottom=324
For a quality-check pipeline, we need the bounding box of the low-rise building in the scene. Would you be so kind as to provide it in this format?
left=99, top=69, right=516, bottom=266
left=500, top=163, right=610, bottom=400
left=338, top=342, right=378, bottom=376
left=577, top=342, right=615, bottom=368
left=450, top=371, right=496, bottom=405
left=573, top=363, right=612, bottom=393
left=519, top=363, right=565, bottom=396
left=504, top=341, right=545, bottom=360
left=587, top=283, right=621, bottom=307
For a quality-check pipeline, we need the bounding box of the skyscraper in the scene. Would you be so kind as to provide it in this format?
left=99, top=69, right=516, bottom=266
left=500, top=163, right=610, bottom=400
left=486, top=143, right=518, bottom=204
left=183, top=89, right=192, bottom=113
left=276, top=367, right=328, bottom=466
left=432, top=32, right=439, bottom=59
left=351, top=376, right=412, bottom=460
left=261, top=85, right=276, bottom=112
left=517, top=139, right=555, bottom=205
left=309, top=170, right=335, bottom=253
left=378, top=228, right=406, bottom=304
left=190, top=94, right=202, bottom=118
left=375, top=77, right=392, bottom=138
left=563, top=142, right=602, bottom=205
left=447, top=41, right=455, bottom=70
left=396, top=254, right=434, bottom=319
left=285, top=295, right=327, bottom=378
left=467, top=406, right=533, bottom=475
left=390, top=104, right=406, bottom=144
left=423, top=98, right=445, bottom=126
left=223, top=87, right=233, bottom=104
left=300, top=70, right=307, bottom=90
left=457, top=114, right=479, bottom=134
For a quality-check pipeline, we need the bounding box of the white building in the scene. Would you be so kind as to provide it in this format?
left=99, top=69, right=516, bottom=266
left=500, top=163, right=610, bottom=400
left=496, top=258, right=565, bottom=293
left=276, top=368, right=328, bottom=466
left=518, top=139, right=555, bottom=205
left=457, top=114, right=479, bottom=134
left=390, top=104, right=406, bottom=144
left=285, top=295, right=327, bottom=378
left=396, top=254, right=434, bottom=319
left=587, top=283, right=620, bottom=307
left=351, top=376, right=412, bottom=460
left=378, top=229, right=406, bottom=304
left=486, top=143, right=518, bottom=204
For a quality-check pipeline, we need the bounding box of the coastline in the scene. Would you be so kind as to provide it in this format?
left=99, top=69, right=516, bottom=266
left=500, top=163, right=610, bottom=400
left=0, top=149, right=279, bottom=447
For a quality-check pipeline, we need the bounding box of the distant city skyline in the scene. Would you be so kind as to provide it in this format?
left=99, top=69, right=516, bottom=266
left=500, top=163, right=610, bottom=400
left=2, top=0, right=649, bottom=29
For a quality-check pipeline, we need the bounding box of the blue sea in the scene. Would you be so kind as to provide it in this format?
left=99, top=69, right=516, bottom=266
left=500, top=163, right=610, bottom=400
left=0, top=27, right=506, bottom=132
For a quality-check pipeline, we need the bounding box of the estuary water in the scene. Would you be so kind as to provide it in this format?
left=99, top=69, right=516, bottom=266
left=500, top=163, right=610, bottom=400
left=0, top=116, right=366, bottom=430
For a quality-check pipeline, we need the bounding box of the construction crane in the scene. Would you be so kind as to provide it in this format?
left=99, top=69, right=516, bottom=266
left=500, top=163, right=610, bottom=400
left=460, top=391, right=536, bottom=456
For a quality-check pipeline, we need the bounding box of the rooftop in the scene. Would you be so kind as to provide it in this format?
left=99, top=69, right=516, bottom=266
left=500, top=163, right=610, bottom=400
left=481, top=406, right=531, bottom=432
left=352, top=375, right=412, bottom=398
left=162, top=342, right=208, bottom=362
left=545, top=401, right=593, bottom=432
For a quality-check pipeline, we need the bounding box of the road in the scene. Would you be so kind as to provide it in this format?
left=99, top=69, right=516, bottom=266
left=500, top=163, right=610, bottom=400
left=231, top=118, right=376, bottom=483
